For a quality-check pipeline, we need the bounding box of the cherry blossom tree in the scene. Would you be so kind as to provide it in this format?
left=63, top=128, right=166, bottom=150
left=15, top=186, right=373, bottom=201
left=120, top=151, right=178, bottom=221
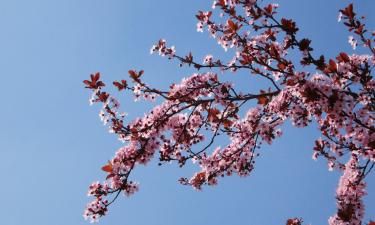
left=83, top=1, right=374, bottom=224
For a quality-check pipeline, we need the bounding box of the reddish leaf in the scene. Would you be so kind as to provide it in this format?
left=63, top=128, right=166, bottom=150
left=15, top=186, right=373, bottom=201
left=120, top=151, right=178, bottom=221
left=96, top=81, right=105, bottom=88
left=98, top=92, right=109, bottom=102
left=106, top=173, right=115, bottom=180
left=299, top=38, right=312, bottom=51
left=128, top=70, right=137, bottom=78
left=113, top=81, right=123, bottom=91
left=185, top=52, right=193, bottom=64
left=227, top=19, right=235, bottom=29
left=195, top=172, right=206, bottom=181
left=113, top=80, right=127, bottom=91
left=208, top=108, right=220, bottom=122
left=336, top=52, right=350, bottom=63
left=227, top=19, right=239, bottom=32
left=84, top=72, right=105, bottom=89
left=341, top=4, right=355, bottom=19
left=355, top=24, right=364, bottom=34
left=101, top=162, right=113, bottom=173
left=83, top=80, right=92, bottom=88
left=223, top=119, right=233, bottom=129
left=195, top=11, right=204, bottom=20
left=277, top=62, right=286, bottom=70
left=315, top=55, right=326, bottom=70
left=257, top=91, right=269, bottom=105
left=281, top=18, right=299, bottom=34
left=90, top=72, right=100, bottom=83
left=328, top=59, right=337, bottom=72
left=286, top=218, right=302, bottom=225
left=257, top=96, right=268, bottom=105
left=264, top=4, right=273, bottom=15
left=286, top=79, right=297, bottom=86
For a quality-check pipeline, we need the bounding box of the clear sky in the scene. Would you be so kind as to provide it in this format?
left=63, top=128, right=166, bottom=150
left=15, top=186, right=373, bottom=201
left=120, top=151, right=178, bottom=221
left=0, top=0, right=374, bottom=225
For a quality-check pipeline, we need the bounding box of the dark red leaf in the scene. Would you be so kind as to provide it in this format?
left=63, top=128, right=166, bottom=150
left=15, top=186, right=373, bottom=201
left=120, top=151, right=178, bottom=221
left=337, top=52, right=350, bottom=63
left=101, top=162, right=113, bottom=173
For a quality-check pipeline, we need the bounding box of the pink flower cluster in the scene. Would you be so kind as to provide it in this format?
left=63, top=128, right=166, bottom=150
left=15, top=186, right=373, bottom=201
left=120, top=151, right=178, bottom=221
left=83, top=0, right=374, bottom=224
left=83, top=182, right=110, bottom=223
left=150, top=39, right=175, bottom=59
left=329, top=155, right=366, bottom=225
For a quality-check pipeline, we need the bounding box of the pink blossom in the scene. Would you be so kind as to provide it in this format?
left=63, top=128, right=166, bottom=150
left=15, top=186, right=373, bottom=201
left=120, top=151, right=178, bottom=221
left=348, top=36, right=357, bottom=50
left=83, top=1, right=375, bottom=223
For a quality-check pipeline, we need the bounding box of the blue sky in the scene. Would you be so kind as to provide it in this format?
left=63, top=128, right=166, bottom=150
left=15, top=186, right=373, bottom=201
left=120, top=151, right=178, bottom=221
left=0, top=0, right=374, bottom=225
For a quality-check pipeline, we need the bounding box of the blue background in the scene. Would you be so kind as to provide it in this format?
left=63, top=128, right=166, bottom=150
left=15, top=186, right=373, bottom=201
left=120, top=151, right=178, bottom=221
left=0, top=0, right=374, bottom=224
